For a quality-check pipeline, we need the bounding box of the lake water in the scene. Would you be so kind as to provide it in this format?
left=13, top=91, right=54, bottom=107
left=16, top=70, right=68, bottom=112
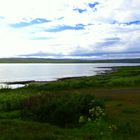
left=0, top=63, right=140, bottom=88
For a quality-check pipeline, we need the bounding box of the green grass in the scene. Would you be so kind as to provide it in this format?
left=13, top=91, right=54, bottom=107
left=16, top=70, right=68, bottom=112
left=23, top=66, right=140, bottom=91
left=0, top=119, right=114, bottom=140
left=0, top=66, right=139, bottom=139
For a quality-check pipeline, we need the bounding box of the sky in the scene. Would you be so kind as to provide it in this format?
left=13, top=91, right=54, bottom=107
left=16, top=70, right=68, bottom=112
left=0, top=0, right=140, bottom=59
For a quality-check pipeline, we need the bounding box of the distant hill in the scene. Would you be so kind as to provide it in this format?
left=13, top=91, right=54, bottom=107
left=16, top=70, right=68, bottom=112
left=0, top=58, right=140, bottom=63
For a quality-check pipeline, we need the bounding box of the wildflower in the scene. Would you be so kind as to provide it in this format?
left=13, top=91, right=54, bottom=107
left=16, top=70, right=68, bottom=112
left=109, top=124, right=117, bottom=131
left=88, top=117, right=91, bottom=122
left=79, top=115, right=86, bottom=124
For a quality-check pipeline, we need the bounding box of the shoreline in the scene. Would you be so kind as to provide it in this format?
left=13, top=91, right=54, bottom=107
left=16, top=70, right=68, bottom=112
left=1, top=67, right=116, bottom=86
left=0, top=65, right=138, bottom=88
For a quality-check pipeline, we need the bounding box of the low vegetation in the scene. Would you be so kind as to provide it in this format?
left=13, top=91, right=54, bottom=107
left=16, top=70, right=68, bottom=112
left=0, top=66, right=140, bottom=139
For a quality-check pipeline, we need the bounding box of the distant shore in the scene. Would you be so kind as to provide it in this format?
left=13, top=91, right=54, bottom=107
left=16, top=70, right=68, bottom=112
left=0, top=58, right=140, bottom=63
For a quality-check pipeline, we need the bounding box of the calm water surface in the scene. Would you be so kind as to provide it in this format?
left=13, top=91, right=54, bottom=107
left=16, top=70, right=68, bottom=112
left=0, top=63, right=140, bottom=88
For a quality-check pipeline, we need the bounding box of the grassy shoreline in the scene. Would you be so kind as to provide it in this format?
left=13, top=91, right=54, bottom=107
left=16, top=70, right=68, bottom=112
left=0, top=66, right=140, bottom=140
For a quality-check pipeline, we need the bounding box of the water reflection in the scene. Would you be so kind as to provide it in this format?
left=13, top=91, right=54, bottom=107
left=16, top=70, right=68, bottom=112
left=0, top=84, right=25, bottom=89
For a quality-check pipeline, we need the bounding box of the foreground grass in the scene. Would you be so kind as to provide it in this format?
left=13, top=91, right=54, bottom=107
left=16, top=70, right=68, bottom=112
left=0, top=66, right=140, bottom=140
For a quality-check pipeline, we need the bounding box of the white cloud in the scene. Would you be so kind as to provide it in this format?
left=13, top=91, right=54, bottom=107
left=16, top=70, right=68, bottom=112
left=0, top=0, right=140, bottom=58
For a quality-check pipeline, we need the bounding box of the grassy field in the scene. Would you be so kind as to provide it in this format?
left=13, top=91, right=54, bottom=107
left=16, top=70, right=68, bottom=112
left=0, top=66, right=140, bottom=140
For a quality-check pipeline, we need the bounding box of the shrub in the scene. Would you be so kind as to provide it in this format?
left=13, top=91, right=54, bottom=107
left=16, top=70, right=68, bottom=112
left=21, top=92, right=104, bottom=127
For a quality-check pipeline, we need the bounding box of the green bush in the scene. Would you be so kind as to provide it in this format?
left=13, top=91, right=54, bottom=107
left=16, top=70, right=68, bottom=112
left=21, top=92, right=104, bottom=127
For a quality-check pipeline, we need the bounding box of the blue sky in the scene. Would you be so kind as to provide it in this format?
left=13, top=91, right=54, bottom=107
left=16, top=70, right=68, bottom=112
left=0, top=0, right=140, bottom=59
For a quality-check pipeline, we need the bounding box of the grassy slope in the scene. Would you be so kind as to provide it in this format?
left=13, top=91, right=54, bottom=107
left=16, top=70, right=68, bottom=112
left=0, top=66, right=140, bottom=140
